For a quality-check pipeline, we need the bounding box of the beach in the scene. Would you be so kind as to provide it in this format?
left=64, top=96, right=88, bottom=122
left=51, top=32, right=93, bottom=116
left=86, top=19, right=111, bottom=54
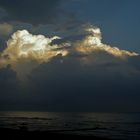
left=0, top=128, right=115, bottom=140
left=0, top=112, right=140, bottom=140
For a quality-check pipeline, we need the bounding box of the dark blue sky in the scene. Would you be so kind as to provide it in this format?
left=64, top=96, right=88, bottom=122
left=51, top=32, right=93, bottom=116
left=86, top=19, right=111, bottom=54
left=62, top=0, right=140, bottom=52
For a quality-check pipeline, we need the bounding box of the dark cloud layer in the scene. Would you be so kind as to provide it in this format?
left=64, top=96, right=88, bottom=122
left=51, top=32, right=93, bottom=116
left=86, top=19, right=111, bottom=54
left=28, top=55, right=140, bottom=112
left=0, top=53, right=140, bottom=112
left=0, top=65, right=19, bottom=109
left=0, top=0, right=62, bottom=24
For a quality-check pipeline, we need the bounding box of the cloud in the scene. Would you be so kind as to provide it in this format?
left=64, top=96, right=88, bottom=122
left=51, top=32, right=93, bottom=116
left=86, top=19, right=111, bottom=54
left=0, top=23, right=13, bottom=35
left=2, top=30, right=68, bottom=60
left=27, top=54, right=140, bottom=111
left=0, top=24, right=139, bottom=80
left=0, top=1, right=140, bottom=112
left=0, top=24, right=140, bottom=111
left=0, top=65, right=20, bottom=109
left=0, top=30, right=68, bottom=80
left=0, top=8, right=8, bottom=20
left=74, top=25, right=138, bottom=58
left=0, top=0, right=63, bottom=24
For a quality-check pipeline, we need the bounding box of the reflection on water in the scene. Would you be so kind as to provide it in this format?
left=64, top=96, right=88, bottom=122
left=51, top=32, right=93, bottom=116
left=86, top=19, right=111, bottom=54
left=0, top=111, right=140, bottom=139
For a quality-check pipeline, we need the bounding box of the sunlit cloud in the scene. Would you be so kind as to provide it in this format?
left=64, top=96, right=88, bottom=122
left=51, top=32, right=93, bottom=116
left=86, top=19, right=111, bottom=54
left=2, top=30, right=68, bottom=62
left=75, top=25, right=138, bottom=58
left=0, top=23, right=13, bottom=35
left=0, top=24, right=138, bottom=80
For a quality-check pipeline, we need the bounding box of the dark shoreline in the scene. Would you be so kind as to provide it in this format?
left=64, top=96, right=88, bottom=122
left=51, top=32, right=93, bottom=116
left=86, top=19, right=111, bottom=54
left=0, top=128, right=117, bottom=140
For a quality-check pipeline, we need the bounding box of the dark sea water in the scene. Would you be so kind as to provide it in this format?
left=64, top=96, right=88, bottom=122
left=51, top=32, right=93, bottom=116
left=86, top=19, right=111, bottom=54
left=0, top=111, right=140, bottom=140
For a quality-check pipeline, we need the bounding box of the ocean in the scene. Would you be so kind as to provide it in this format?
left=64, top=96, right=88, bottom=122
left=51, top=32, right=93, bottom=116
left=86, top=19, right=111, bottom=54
left=0, top=111, right=140, bottom=140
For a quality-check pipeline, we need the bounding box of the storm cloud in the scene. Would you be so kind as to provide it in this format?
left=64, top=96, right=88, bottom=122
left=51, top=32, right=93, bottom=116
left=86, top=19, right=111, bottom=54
left=0, top=0, right=63, bottom=24
left=0, top=23, right=140, bottom=111
left=0, top=24, right=138, bottom=80
left=0, top=0, right=140, bottom=112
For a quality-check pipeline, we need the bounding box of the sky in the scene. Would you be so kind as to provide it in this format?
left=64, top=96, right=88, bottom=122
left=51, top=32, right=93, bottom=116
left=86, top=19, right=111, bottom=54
left=0, top=0, right=140, bottom=112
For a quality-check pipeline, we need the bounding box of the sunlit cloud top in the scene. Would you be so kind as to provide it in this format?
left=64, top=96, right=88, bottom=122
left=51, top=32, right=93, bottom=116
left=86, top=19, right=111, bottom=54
left=0, top=24, right=138, bottom=80
left=2, top=30, right=68, bottom=62
left=75, top=25, right=138, bottom=57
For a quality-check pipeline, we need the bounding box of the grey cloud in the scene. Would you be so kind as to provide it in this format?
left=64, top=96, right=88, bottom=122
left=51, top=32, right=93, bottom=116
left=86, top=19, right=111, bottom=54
left=0, top=19, right=140, bottom=112
left=0, top=65, right=19, bottom=110
left=0, top=0, right=63, bottom=24
left=0, top=52, right=140, bottom=111
left=0, top=23, right=13, bottom=35
left=27, top=54, right=140, bottom=112
left=0, top=7, right=8, bottom=20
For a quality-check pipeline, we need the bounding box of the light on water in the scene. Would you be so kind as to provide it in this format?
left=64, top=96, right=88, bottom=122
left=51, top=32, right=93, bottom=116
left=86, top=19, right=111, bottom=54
left=0, top=112, right=140, bottom=139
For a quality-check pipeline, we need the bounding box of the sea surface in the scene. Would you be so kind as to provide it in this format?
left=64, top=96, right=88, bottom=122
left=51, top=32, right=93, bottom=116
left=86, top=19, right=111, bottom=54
left=0, top=111, right=140, bottom=140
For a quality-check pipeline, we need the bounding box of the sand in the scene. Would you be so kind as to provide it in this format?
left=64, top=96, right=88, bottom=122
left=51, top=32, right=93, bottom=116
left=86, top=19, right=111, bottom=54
left=0, top=128, right=116, bottom=140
